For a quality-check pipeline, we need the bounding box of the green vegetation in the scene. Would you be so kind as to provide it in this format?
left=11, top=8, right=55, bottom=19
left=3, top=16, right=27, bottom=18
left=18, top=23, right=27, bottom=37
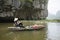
left=46, top=19, right=60, bottom=22
left=19, top=0, right=33, bottom=2
left=20, top=20, right=60, bottom=24
left=19, top=0, right=33, bottom=8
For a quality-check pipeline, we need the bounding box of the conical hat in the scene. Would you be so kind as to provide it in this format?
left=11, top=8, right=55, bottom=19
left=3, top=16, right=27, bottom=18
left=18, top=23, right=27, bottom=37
left=14, top=18, right=18, bottom=21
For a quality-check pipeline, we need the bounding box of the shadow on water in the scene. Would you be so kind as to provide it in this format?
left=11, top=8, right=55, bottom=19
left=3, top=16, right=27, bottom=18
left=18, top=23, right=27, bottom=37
left=0, top=17, right=14, bottom=23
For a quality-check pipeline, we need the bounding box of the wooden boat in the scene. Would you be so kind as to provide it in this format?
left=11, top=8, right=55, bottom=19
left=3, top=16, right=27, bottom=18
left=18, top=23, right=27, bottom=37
left=8, top=25, right=45, bottom=31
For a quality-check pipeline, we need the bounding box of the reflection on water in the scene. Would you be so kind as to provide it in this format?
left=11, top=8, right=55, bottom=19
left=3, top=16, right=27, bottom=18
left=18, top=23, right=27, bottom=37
left=47, top=23, right=60, bottom=40
left=0, top=22, right=60, bottom=40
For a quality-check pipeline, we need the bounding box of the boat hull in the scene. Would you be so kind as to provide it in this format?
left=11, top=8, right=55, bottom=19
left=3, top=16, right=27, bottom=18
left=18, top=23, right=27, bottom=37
left=8, top=26, right=45, bottom=31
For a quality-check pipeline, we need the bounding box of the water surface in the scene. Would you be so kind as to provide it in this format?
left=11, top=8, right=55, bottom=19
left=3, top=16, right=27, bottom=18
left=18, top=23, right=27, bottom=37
left=0, top=22, right=60, bottom=40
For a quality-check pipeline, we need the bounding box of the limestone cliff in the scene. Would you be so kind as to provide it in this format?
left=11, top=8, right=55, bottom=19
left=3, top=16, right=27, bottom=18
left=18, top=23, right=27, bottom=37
left=15, top=0, right=48, bottom=20
left=0, top=0, right=48, bottom=20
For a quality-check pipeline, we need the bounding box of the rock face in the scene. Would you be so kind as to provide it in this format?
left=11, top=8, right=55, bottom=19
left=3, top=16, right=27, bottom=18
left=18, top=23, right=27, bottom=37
left=15, top=0, right=48, bottom=20
left=0, top=0, right=48, bottom=20
left=0, top=0, right=14, bottom=17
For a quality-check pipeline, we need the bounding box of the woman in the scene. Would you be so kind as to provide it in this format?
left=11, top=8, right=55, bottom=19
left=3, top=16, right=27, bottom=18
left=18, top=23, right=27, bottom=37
left=14, top=18, right=24, bottom=28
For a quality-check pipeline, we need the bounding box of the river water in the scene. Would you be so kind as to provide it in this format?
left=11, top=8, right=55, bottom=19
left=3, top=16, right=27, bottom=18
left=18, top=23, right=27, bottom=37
left=0, top=22, right=60, bottom=40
